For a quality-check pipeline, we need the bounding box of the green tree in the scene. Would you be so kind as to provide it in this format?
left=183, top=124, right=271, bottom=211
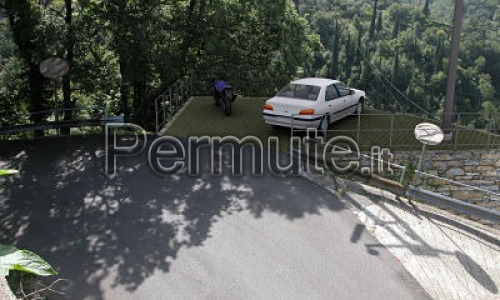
left=2, top=1, right=48, bottom=136
left=369, top=0, right=378, bottom=40
left=423, top=0, right=430, bottom=17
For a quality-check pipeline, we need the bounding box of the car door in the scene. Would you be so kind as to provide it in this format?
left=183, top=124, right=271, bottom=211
left=334, top=83, right=353, bottom=117
left=325, top=84, right=342, bottom=122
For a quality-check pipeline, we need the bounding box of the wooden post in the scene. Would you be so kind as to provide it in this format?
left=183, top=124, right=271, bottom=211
left=442, top=0, right=464, bottom=135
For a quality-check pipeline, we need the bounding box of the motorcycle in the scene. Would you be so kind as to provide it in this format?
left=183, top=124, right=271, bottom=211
left=212, top=84, right=237, bottom=116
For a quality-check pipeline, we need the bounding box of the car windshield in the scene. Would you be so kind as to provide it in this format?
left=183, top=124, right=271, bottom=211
left=276, top=84, right=321, bottom=101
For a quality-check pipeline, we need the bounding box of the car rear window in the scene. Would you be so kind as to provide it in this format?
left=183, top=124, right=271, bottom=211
left=276, top=84, right=321, bottom=101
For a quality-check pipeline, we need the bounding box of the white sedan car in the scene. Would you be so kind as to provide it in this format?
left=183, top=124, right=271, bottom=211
left=262, top=78, right=365, bottom=131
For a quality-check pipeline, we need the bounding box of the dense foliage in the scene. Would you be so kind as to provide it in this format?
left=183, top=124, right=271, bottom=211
left=298, top=0, right=500, bottom=127
left=0, top=0, right=318, bottom=131
left=0, top=0, right=499, bottom=132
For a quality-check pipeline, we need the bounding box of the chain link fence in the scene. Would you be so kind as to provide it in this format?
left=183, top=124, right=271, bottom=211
left=290, top=110, right=500, bottom=150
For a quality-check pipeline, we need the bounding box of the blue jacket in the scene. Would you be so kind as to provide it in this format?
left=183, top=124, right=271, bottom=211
left=215, top=80, right=227, bottom=92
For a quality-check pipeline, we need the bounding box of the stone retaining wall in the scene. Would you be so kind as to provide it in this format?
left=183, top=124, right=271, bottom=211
left=391, top=150, right=500, bottom=210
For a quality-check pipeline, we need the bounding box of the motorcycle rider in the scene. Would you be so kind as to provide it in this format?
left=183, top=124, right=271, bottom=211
left=215, top=77, right=227, bottom=93
left=211, top=76, right=236, bottom=105
left=213, top=77, right=227, bottom=102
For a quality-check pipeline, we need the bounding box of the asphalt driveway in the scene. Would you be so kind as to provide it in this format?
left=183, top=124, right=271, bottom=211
left=0, top=136, right=430, bottom=299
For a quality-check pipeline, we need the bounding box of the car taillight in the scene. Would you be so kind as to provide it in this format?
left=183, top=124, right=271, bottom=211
left=299, top=109, right=315, bottom=115
left=264, top=104, right=274, bottom=111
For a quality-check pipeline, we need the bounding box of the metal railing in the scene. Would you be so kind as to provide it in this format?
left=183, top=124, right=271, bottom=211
left=294, top=132, right=500, bottom=223
left=301, top=137, right=407, bottom=184
left=407, top=186, right=500, bottom=223
left=416, top=171, right=500, bottom=203
left=2, top=107, right=109, bottom=123
left=290, top=110, right=500, bottom=150
left=0, top=106, right=123, bottom=137
left=155, top=74, right=193, bottom=135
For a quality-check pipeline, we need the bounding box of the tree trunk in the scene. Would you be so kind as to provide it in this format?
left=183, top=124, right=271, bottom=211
left=61, top=0, right=75, bottom=135
left=112, top=0, right=131, bottom=122
left=442, top=0, right=464, bottom=132
left=344, top=33, right=353, bottom=79
left=5, top=1, right=47, bottom=137
left=355, top=26, right=362, bottom=66
left=392, top=49, right=400, bottom=84
left=119, top=58, right=130, bottom=122
left=376, top=12, right=383, bottom=33
left=28, top=63, right=47, bottom=137
left=188, top=0, right=197, bottom=12
left=423, top=0, right=430, bottom=17
left=369, top=0, right=378, bottom=40
left=132, top=81, right=147, bottom=125
left=433, top=37, right=442, bottom=73
left=392, top=14, right=401, bottom=39
left=330, top=21, right=341, bottom=78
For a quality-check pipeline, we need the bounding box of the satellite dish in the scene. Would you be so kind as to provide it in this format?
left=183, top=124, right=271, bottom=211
left=40, top=58, right=69, bottom=80
left=414, top=123, right=444, bottom=146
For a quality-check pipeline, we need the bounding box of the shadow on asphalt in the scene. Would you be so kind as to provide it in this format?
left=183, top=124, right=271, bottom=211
left=0, top=136, right=346, bottom=298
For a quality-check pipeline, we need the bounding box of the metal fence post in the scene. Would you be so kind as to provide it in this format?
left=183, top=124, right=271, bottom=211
left=54, top=109, right=60, bottom=136
left=175, top=81, right=183, bottom=113
left=183, top=79, right=187, bottom=100
left=389, top=113, right=394, bottom=148
left=170, top=87, right=177, bottom=116
left=186, top=76, right=190, bottom=101
left=162, top=94, right=166, bottom=128
left=357, top=109, right=361, bottom=144
left=414, top=143, right=427, bottom=186
left=190, top=72, right=194, bottom=97
left=155, top=96, right=159, bottom=135
left=179, top=83, right=183, bottom=107
left=182, top=78, right=186, bottom=103
left=487, top=112, right=492, bottom=149
left=183, top=79, right=186, bottom=104
left=454, top=113, right=460, bottom=150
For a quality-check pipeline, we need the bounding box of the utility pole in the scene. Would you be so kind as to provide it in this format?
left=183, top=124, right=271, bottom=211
left=442, top=0, right=464, bottom=136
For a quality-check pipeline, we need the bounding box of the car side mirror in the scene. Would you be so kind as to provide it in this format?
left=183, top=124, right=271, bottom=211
left=350, top=89, right=355, bottom=95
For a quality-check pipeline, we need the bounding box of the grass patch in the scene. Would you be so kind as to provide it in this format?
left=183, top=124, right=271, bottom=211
left=166, top=97, right=500, bottom=151
left=166, top=97, right=295, bottom=151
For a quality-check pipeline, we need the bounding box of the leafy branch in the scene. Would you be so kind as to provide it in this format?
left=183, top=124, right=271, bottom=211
left=0, top=170, right=58, bottom=298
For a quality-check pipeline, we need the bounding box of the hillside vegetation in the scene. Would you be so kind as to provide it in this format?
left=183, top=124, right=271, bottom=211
left=0, top=0, right=499, bottom=132
left=298, top=0, right=500, bottom=126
